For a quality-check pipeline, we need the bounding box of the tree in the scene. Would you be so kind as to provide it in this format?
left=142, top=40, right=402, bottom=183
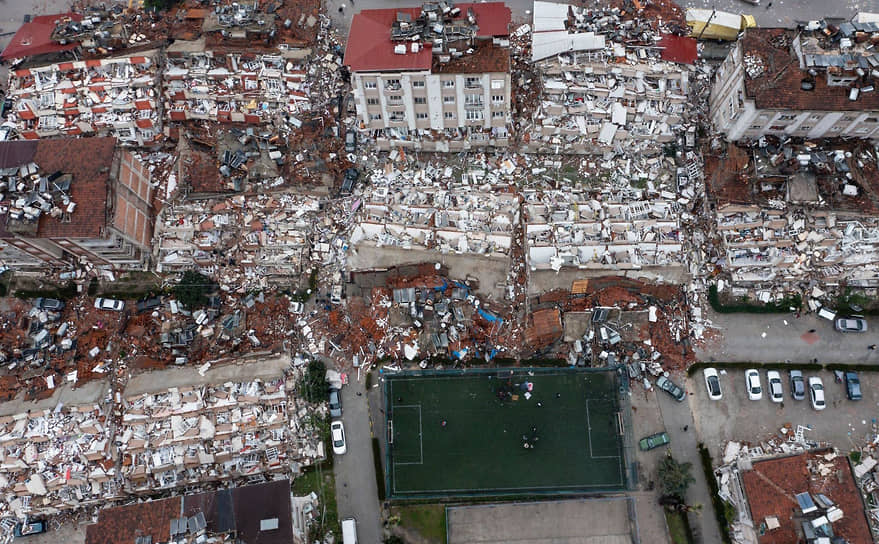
left=657, top=453, right=695, bottom=502
left=172, top=270, right=215, bottom=309
left=143, top=0, right=181, bottom=9
left=299, top=359, right=330, bottom=403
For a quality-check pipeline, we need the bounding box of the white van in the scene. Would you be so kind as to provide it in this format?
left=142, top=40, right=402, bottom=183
left=817, top=306, right=837, bottom=321
left=341, top=517, right=357, bottom=544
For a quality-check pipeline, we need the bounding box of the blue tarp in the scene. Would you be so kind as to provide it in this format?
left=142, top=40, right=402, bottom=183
left=478, top=308, right=503, bottom=323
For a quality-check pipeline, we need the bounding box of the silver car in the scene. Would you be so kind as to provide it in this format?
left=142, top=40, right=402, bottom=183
left=835, top=317, right=867, bottom=333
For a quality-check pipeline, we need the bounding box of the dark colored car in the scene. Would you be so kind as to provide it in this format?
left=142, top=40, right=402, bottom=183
left=329, top=387, right=342, bottom=418
left=656, top=376, right=686, bottom=402
left=339, top=168, right=358, bottom=196
left=14, top=519, right=47, bottom=536
left=136, top=296, right=162, bottom=314
left=845, top=371, right=862, bottom=401
left=639, top=432, right=670, bottom=451
left=33, top=298, right=64, bottom=311
left=789, top=370, right=805, bottom=401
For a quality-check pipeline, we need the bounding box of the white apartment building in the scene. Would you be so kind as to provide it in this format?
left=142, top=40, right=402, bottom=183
left=711, top=24, right=879, bottom=141
left=344, top=2, right=512, bottom=151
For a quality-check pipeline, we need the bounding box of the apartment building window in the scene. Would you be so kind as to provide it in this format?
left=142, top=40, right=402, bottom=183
left=412, top=81, right=425, bottom=88
left=364, top=81, right=377, bottom=89
left=366, top=98, right=379, bottom=105
left=799, top=125, right=813, bottom=131
left=369, top=113, right=382, bottom=121
left=443, top=80, right=455, bottom=88
left=443, top=96, right=455, bottom=104
left=769, top=125, right=786, bottom=131
left=810, top=114, right=822, bottom=120
left=414, top=97, right=426, bottom=104
left=857, top=127, right=871, bottom=134
left=866, top=117, right=879, bottom=123
left=492, top=111, right=505, bottom=118
left=465, top=94, right=483, bottom=106
left=842, top=115, right=856, bottom=121
left=465, top=77, right=481, bottom=88
left=491, top=79, right=504, bottom=89
left=444, top=111, right=455, bottom=120
left=466, top=110, right=483, bottom=120
left=778, top=114, right=797, bottom=121
left=388, top=95, right=403, bottom=104
left=491, top=95, right=504, bottom=104
left=385, top=79, right=401, bottom=90
left=416, top=112, right=429, bottom=120
left=389, top=111, right=406, bottom=122
left=750, top=125, right=763, bottom=130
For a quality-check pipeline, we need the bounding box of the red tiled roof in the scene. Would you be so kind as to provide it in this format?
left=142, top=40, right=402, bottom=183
left=743, top=28, right=879, bottom=111
left=344, top=3, right=511, bottom=72
left=0, top=13, right=82, bottom=61
left=32, top=137, right=116, bottom=238
left=85, top=497, right=181, bottom=544
left=658, top=34, right=697, bottom=65
left=742, top=452, right=871, bottom=544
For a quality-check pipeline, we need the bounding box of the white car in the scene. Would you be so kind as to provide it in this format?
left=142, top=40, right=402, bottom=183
left=94, top=298, right=125, bottom=312
left=808, top=377, right=826, bottom=411
left=703, top=367, right=722, bottom=400
left=331, top=420, right=347, bottom=455
left=766, top=371, right=783, bottom=403
left=745, top=369, right=762, bottom=401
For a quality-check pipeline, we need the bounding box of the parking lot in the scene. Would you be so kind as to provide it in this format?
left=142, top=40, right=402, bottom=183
left=687, top=368, right=879, bottom=462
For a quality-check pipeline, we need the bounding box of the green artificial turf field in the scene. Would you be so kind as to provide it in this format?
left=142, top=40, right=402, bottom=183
left=385, top=368, right=627, bottom=497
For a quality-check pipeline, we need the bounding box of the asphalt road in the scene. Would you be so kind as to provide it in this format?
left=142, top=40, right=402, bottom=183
left=656, top=384, right=723, bottom=544
left=328, top=0, right=879, bottom=37
left=333, top=381, right=383, bottom=544
left=697, top=309, right=879, bottom=364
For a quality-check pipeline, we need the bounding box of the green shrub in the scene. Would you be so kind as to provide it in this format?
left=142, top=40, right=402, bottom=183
left=373, top=437, right=386, bottom=501
left=698, top=444, right=733, bottom=544
left=708, top=284, right=801, bottom=314
left=172, top=270, right=216, bottom=309
left=14, top=281, right=77, bottom=301
left=299, top=360, right=330, bottom=403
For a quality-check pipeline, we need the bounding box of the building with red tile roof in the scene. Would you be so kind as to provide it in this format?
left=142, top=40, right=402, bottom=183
left=711, top=24, right=879, bottom=141
left=0, top=138, right=155, bottom=271
left=740, top=451, right=871, bottom=544
left=0, top=14, right=82, bottom=62
left=344, top=2, right=513, bottom=151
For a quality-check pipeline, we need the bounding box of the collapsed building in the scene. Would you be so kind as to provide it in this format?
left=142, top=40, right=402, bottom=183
left=163, top=39, right=311, bottom=124
left=4, top=50, right=161, bottom=144
left=0, top=138, right=155, bottom=272
left=344, top=2, right=513, bottom=151
left=525, top=1, right=695, bottom=154
left=154, top=192, right=317, bottom=287
left=705, top=140, right=879, bottom=288
left=711, top=19, right=879, bottom=142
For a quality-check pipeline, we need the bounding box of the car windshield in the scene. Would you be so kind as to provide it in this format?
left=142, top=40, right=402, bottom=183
left=708, top=377, right=720, bottom=395
left=334, top=438, right=343, bottom=447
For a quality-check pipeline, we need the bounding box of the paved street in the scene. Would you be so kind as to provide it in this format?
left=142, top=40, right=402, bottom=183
left=697, top=309, right=879, bottom=364
left=328, top=0, right=879, bottom=37
left=333, top=381, right=383, bottom=544
left=656, top=383, right=723, bottom=544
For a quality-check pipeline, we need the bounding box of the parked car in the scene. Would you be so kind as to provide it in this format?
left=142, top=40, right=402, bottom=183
left=339, top=168, right=359, bottom=196
left=808, top=376, right=826, bottom=411
left=14, top=519, right=47, bottom=536
left=835, top=317, right=868, bottom=333
left=331, top=420, right=346, bottom=455
left=845, top=371, right=862, bottom=401
left=789, top=370, right=805, bottom=401
left=33, top=298, right=64, bottom=311
left=638, top=431, right=670, bottom=451
left=345, top=130, right=357, bottom=153
left=94, top=298, right=125, bottom=312
left=766, top=371, right=783, bottom=403
left=656, top=376, right=686, bottom=402
left=329, top=387, right=342, bottom=418
left=703, top=367, right=722, bottom=400
left=745, top=369, right=762, bottom=401
left=136, top=296, right=162, bottom=314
